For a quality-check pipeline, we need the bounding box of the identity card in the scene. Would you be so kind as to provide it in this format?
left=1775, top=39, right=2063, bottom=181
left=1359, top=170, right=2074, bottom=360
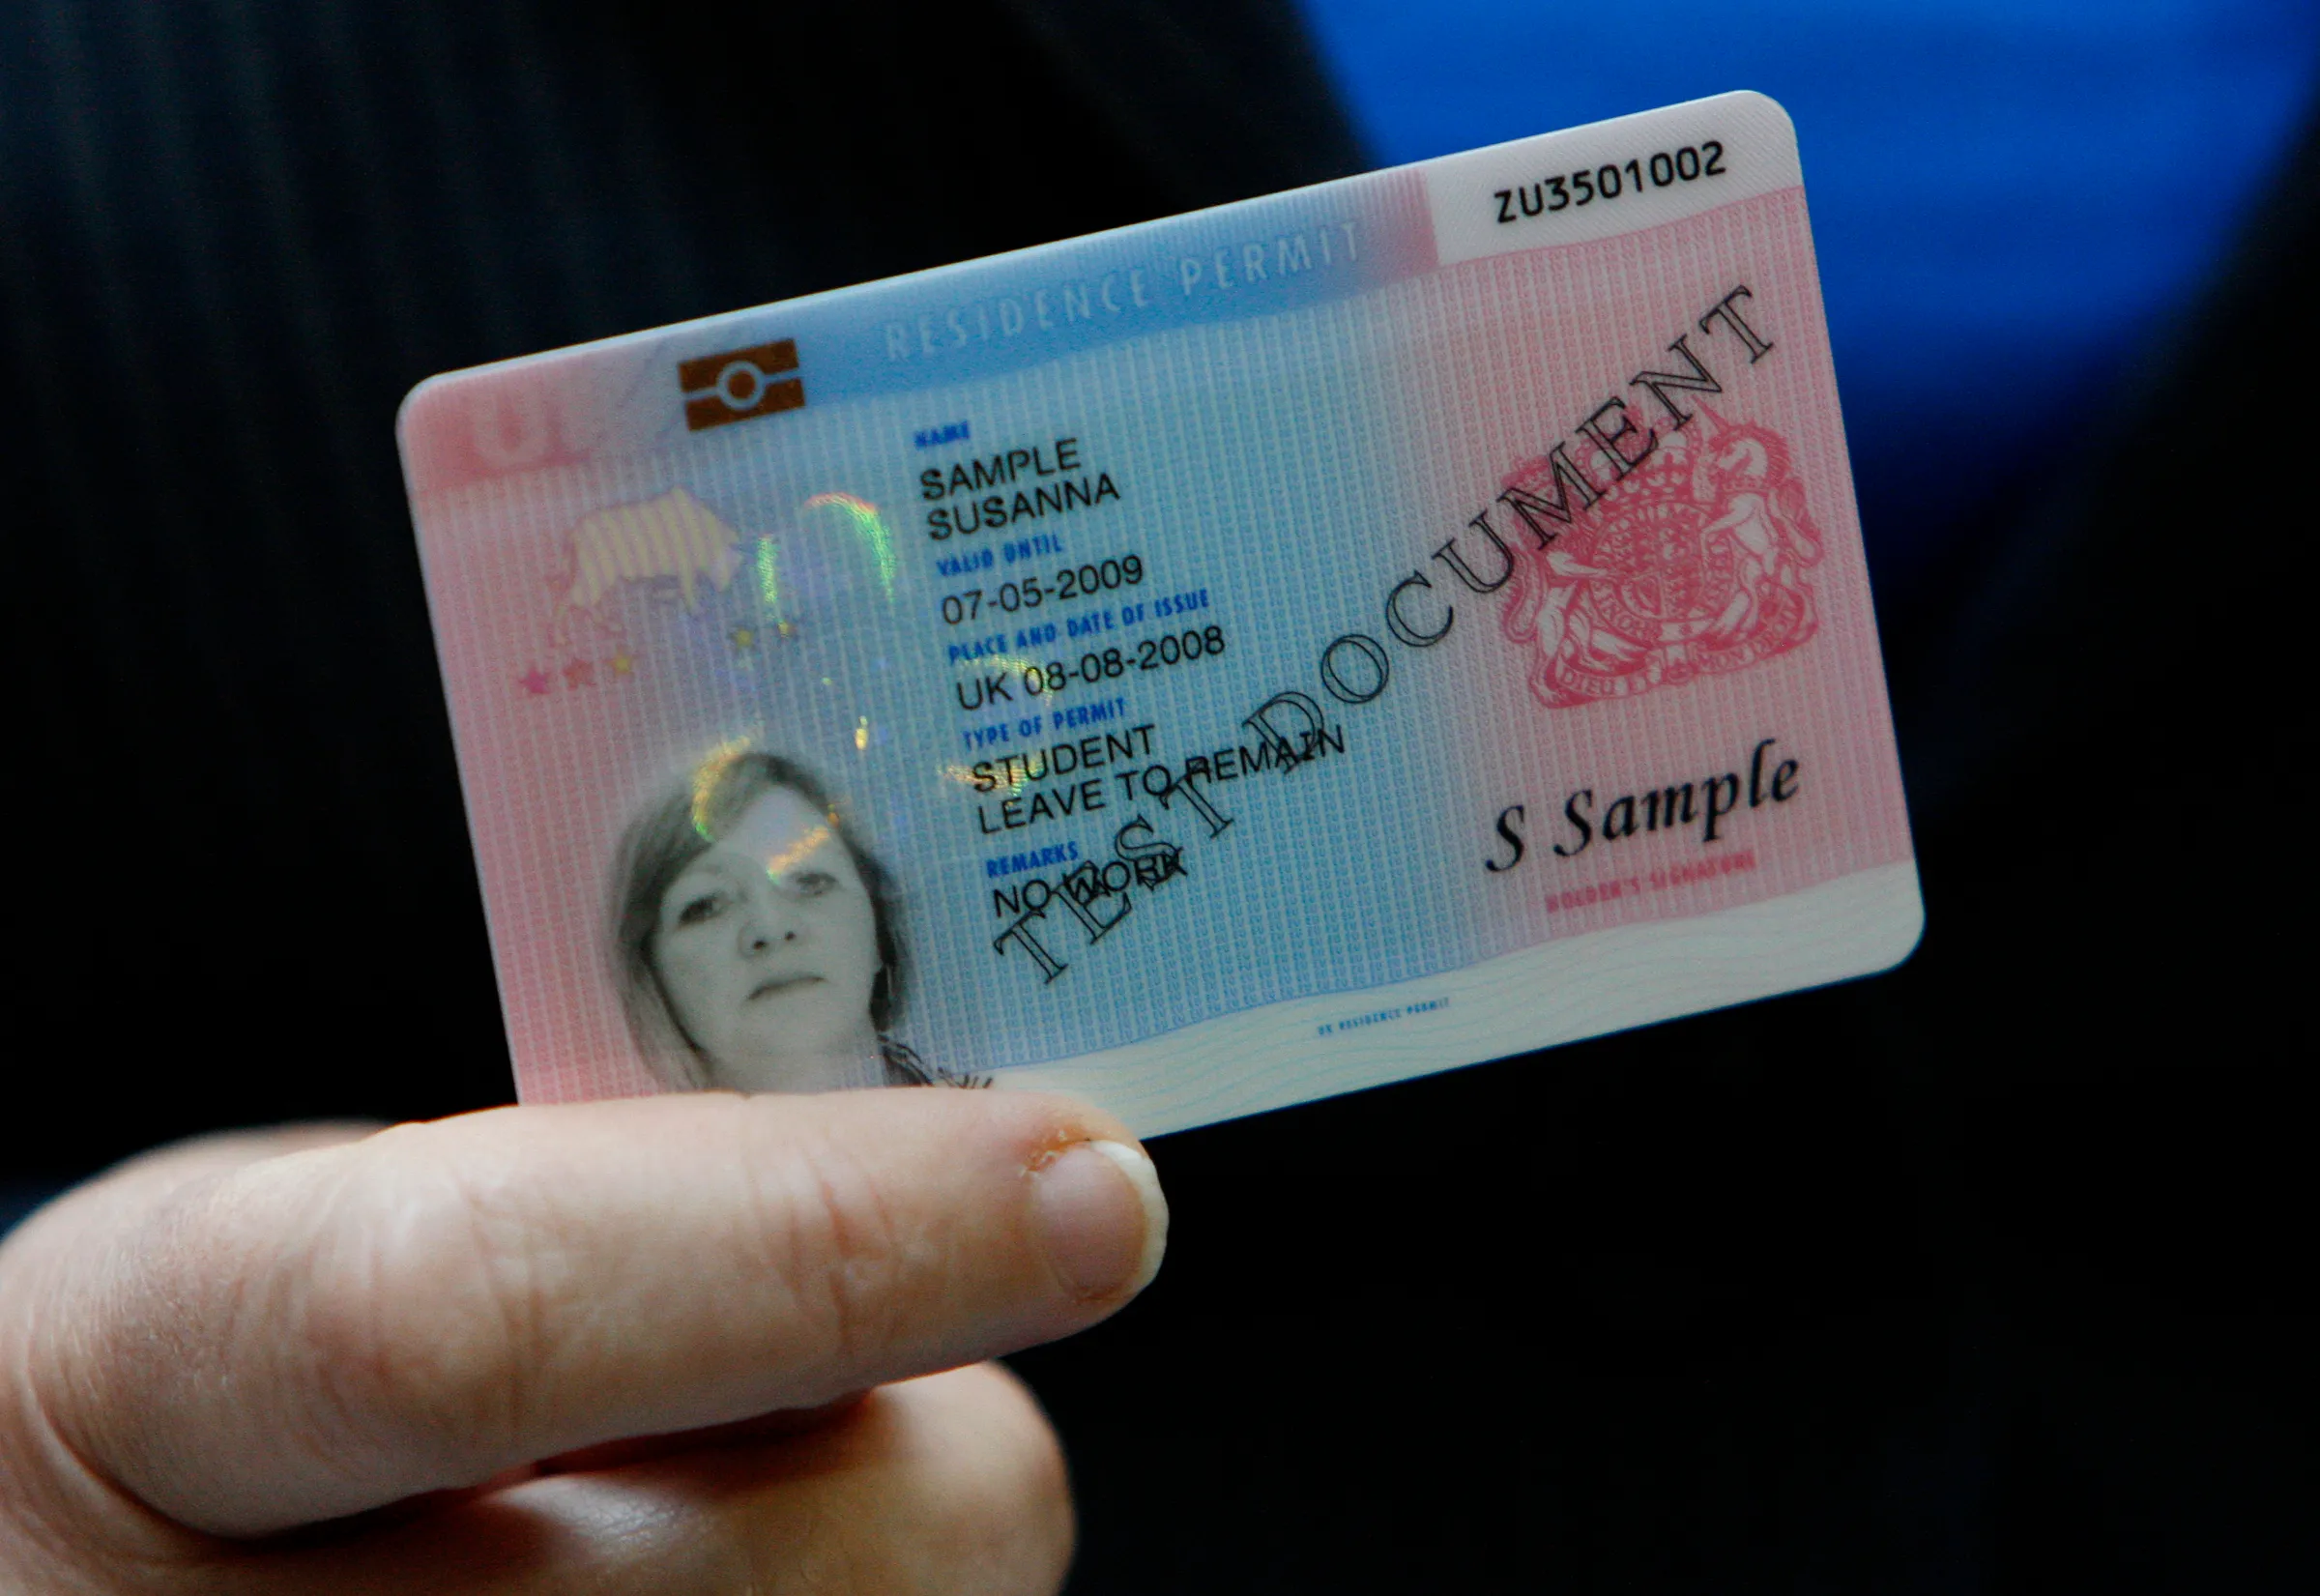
left=400, top=92, right=1921, bottom=1134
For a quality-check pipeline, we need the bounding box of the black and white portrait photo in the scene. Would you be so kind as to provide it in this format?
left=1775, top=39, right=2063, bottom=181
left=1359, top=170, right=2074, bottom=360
left=612, top=749, right=964, bottom=1092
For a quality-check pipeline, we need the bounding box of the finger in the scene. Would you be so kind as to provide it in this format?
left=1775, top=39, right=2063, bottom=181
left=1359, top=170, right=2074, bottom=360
left=0, top=1123, right=377, bottom=1263
left=243, top=1364, right=1074, bottom=1596
left=0, top=1124, right=381, bottom=1573
left=30, top=1090, right=1164, bottom=1537
left=534, top=1390, right=872, bottom=1475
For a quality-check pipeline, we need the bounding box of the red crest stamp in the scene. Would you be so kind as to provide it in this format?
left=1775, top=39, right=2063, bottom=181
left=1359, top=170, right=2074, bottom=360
left=1496, top=406, right=1823, bottom=708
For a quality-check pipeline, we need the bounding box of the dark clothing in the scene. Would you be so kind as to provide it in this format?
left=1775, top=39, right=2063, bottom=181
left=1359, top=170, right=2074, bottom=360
left=2, top=1, right=2310, bottom=1588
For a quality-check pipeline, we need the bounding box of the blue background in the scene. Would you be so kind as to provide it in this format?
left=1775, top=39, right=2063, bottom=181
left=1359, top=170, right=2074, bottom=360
left=1297, top=0, right=2320, bottom=572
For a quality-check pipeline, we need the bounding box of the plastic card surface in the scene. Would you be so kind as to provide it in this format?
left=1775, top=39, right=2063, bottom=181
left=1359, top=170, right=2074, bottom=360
left=401, top=92, right=1919, bottom=1135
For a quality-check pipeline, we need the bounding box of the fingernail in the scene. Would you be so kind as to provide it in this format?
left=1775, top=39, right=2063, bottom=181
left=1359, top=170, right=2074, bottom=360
left=1030, top=1140, right=1169, bottom=1301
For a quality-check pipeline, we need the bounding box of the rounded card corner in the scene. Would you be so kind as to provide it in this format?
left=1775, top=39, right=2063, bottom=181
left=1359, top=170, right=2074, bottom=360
left=1867, top=879, right=1928, bottom=977
left=395, top=370, right=464, bottom=463
left=1722, top=89, right=1801, bottom=157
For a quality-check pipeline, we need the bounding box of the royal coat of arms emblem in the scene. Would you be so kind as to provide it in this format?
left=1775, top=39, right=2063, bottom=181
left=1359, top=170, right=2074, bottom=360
left=1497, top=405, right=1823, bottom=709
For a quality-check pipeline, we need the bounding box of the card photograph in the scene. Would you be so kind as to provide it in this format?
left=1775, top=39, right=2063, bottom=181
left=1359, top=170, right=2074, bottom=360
left=612, top=746, right=975, bottom=1093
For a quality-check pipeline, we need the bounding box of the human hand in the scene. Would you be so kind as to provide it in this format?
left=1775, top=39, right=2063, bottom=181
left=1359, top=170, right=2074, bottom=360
left=0, top=1090, right=1167, bottom=1592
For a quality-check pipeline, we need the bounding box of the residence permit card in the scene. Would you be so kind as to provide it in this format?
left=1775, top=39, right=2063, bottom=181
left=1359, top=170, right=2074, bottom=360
left=400, top=92, right=1921, bottom=1136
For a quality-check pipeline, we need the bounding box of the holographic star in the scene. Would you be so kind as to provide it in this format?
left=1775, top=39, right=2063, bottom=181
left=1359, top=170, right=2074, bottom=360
left=563, top=658, right=596, bottom=688
left=730, top=624, right=758, bottom=653
left=518, top=666, right=553, bottom=695
left=608, top=648, right=636, bottom=677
